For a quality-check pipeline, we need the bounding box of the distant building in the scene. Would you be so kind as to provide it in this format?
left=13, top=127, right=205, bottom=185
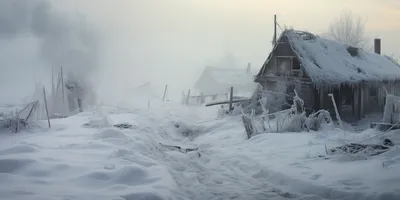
left=194, top=64, right=256, bottom=97
left=255, top=29, right=400, bottom=120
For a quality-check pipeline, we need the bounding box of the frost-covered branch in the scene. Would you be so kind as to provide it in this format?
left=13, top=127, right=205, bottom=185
left=328, top=10, right=369, bottom=49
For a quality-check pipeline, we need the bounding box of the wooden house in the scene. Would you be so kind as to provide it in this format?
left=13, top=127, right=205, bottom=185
left=194, top=64, right=256, bottom=97
left=255, top=29, right=400, bottom=121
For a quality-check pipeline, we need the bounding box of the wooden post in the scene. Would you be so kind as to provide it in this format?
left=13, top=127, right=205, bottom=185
left=242, top=115, right=254, bottom=139
left=162, top=84, right=168, bottom=101
left=51, top=67, right=55, bottom=100
left=273, top=14, right=277, bottom=46
left=60, top=66, right=65, bottom=114
left=229, top=87, right=234, bottom=112
left=200, top=92, right=204, bottom=104
left=186, top=89, right=191, bottom=105
left=77, top=98, right=83, bottom=112
left=43, top=86, right=51, bottom=128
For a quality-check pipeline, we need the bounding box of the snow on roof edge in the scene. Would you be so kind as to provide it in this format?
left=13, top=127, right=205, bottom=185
left=281, top=29, right=400, bottom=87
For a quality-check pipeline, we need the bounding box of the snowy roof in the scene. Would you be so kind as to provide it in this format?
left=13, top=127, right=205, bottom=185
left=207, top=66, right=255, bottom=86
left=194, top=66, right=257, bottom=94
left=280, top=29, right=400, bottom=86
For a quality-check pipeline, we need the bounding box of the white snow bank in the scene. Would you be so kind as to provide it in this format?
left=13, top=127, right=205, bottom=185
left=194, top=118, right=400, bottom=200
left=0, top=105, right=177, bottom=199
left=1, top=98, right=400, bottom=200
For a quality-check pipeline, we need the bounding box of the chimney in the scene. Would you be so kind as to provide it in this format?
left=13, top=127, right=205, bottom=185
left=374, top=38, right=381, bottom=54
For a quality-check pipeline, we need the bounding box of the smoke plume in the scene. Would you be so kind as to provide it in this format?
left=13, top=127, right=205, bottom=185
left=0, top=0, right=97, bottom=83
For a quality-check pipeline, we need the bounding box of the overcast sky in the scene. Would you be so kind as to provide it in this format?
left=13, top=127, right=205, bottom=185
left=1, top=0, right=399, bottom=103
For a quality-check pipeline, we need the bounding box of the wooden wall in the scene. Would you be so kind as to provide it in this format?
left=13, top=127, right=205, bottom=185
left=255, top=36, right=400, bottom=119
left=256, top=36, right=316, bottom=113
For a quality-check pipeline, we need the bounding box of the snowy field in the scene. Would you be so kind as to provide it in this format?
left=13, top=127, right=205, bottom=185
left=0, top=99, right=400, bottom=200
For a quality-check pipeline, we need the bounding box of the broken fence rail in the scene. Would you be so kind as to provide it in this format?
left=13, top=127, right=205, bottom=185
left=205, top=98, right=251, bottom=107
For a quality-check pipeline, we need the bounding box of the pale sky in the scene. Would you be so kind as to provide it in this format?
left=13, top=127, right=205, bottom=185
left=1, top=0, right=399, bottom=103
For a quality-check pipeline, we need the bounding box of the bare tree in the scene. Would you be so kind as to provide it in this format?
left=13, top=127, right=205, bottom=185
left=328, top=11, right=368, bottom=48
left=385, top=53, right=400, bottom=66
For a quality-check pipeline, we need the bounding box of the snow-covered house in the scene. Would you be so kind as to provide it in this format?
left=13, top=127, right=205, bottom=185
left=255, top=29, right=400, bottom=120
left=194, top=65, right=256, bottom=97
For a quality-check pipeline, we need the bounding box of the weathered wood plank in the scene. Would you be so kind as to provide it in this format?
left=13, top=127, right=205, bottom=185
left=205, top=99, right=251, bottom=107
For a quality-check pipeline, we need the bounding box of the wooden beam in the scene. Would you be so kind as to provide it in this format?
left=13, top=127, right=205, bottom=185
left=205, top=99, right=251, bottom=107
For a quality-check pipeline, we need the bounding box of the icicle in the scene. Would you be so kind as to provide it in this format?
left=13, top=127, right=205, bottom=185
left=382, top=95, right=396, bottom=124
left=383, top=86, right=388, bottom=96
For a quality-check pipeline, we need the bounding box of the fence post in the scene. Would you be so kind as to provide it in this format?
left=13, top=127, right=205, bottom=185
left=200, top=92, right=204, bottom=104
left=229, top=87, right=233, bottom=112
left=186, top=89, right=191, bottom=105
left=162, top=84, right=168, bottom=101
left=43, top=86, right=51, bottom=128
left=60, top=66, right=66, bottom=115
left=77, top=98, right=83, bottom=112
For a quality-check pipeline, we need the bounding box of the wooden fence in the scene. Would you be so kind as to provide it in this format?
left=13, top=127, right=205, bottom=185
left=182, top=90, right=229, bottom=105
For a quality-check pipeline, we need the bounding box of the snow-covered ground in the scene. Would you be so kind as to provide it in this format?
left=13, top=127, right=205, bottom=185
left=0, top=99, right=400, bottom=200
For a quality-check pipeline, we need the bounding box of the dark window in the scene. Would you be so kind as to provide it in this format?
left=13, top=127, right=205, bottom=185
left=276, top=57, right=291, bottom=76
left=292, top=58, right=301, bottom=70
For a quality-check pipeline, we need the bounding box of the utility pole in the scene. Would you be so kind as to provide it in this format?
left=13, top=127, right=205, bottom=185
left=273, top=14, right=277, bottom=46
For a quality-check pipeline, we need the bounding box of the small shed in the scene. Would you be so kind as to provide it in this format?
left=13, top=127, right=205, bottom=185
left=255, top=29, right=400, bottom=121
left=194, top=64, right=256, bottom=96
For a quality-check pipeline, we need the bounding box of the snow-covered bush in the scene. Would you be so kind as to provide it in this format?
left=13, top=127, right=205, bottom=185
left=0, top=101, right=40, bottom=133
left=217, top=105, right=228, bottom=118
left=173, top=121, right=204, bottom=139
left=304, top=110, right=334, bottom=131
left=82, top=109, right=111, bottom=129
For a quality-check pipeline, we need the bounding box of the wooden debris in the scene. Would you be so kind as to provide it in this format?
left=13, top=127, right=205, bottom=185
left=114, top=123, right=133, bottom=129
left=159, top=143, right=200, bottom=157
left=205, top=98, right=251, bottom=107
left=242, top=115, right=254, bottom=139
left=328, top=139, right=394, bottom=157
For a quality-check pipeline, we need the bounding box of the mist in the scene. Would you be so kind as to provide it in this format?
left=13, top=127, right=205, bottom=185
left=1, top=0, right=399, bottom=105
left=0, top=0, right=97, bottom=104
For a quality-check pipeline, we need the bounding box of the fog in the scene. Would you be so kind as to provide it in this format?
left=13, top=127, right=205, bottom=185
left=1, top=0, right=399, bottom=105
